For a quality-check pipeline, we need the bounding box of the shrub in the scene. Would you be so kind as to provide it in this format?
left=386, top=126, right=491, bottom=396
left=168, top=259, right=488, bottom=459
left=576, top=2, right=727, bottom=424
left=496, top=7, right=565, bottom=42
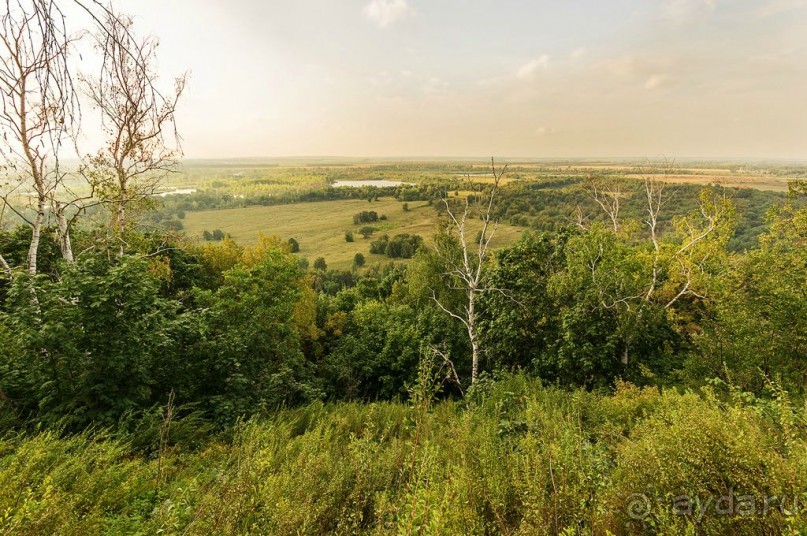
left=352, top=211, right=378, bottom=224
left=369, top=234, right=423, bottom=258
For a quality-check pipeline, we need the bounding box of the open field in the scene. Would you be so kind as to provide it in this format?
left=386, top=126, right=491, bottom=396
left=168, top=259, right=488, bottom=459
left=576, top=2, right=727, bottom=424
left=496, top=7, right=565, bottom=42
left=182, top=196, right=524, bottom=270
left=622, top=173, right=792, bottom=191
left=166, top=159, right=802, bottom=194
left=171, top=159, right=802, bottom=267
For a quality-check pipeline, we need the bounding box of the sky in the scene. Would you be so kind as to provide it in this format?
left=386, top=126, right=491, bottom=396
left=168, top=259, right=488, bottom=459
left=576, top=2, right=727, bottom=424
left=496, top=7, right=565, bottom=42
left=71, top=0, right=807, bottom=159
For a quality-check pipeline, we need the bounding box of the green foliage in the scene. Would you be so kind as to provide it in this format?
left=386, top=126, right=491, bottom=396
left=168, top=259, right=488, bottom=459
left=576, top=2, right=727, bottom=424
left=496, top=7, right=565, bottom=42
left=202, top=229, right=227, bottom=241
left=353, top=252, right=365, bottom=268
left=0, top=226, right=61, bottom=278
left=353, top=211, right=379, bottom=224
left=287, top=237, right=300, bottom=253
left=1, top=379, right=805, bottom=534
left=1, top=256, right=186, bottom=429
left=685, top=181, right=807, bottom=394
left=313, top=257, right=328, bottom=271
left=323, top=301, right=422, bottom=399
left=480, top=231, right=569, bottom=371
left=194, top=245, right=322, bottom=422
left=369, top=233, right=423, bottom=258
left=358, top=226, right=375, bottom=238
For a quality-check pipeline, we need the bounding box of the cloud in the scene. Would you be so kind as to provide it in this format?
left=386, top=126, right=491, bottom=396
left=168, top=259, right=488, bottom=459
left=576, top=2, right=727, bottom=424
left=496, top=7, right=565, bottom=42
left=517, top=55, right=550, bottom=79
left=571, top=47, right=587, bottom=60
left=362, top=0, right=414, bottom=28
left=422, top=76, right=449, bottom=95
left=663, top=0, right=717, bottom=22
left=644, top=74, right=671, bottom=90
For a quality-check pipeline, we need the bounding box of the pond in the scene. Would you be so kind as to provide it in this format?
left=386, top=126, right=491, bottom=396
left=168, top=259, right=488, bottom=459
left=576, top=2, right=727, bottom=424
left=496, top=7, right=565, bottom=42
left=332, top=180, right=411, bottom=188
left=155, top=188, right=197, bottom=197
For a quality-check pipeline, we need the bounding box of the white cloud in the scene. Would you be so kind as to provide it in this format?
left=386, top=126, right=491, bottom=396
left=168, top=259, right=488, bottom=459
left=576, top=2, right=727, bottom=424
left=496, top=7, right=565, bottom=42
left=362, top=0, right=414, bottom=28
left=422, top=76, right=449, bottom=95
left=644, top=74, right=670, bottom=89
left=571, top=47, right=587, bottom=60
left=517, top=55, right=550, bottom=79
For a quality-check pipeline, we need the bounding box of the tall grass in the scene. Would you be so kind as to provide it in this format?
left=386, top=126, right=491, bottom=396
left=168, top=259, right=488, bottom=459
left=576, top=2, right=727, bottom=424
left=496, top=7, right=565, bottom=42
left=1, top=376, right=805, bottom=535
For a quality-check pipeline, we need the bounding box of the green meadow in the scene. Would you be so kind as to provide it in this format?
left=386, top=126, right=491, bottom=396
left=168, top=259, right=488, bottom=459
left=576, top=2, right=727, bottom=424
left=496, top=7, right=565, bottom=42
left=182, top=195, right=524, bottom=270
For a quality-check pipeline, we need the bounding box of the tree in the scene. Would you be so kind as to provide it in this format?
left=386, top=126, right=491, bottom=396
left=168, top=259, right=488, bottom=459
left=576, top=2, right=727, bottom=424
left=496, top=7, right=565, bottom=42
left=584, top=174, right=623, bottom=232
left=195, top=245, right=321, bottom=421
left=480, top=232, right=568, bottom=373
left=580, top=165, right=735, bottom=366
left=0, top=1, right=182, bottom=272
left=689, top=180, right=807, bottom=393
left=288, top=237, right=300, bottom=253
left=430, top=157, right=507, bottom=384
left=313, top=257, right=327, bottom=271
left=0, top=0, right=75, bottom=273
left=82, top=9, right=186, bottom=233
left=1, top=255, right=186, bottom=428
left=353, top=252, right=365, bottom=268
left=358, top=226, right=375, bottom=239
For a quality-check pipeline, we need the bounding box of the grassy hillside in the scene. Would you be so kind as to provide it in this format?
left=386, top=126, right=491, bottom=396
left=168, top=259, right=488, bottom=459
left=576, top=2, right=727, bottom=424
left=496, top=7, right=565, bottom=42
left=182, top=197, right=524, bottom=269
left=2, top=376, right=805, bottom=535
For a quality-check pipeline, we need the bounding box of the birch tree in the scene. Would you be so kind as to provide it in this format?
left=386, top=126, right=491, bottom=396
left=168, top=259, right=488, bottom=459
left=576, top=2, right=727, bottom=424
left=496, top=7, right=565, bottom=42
left=580, top=162, right=734, bottom=365
left=0, top=1, right=184, bottom=272
left=0, top=0, right=75, bottom=274
left=0, top=198, right=12, bottom=276
left=430, top=157, right=506, bottom=384
left=82, top=9, right=185, bottom=233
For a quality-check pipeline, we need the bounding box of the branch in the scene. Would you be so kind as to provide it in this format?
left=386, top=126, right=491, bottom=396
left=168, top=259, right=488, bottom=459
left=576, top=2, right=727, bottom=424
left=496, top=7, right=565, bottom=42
left=0, top=251, right=11, bottom=277
left=430, top=289, right=469, bottom=330
left=427, top=346, right=464, bottom=397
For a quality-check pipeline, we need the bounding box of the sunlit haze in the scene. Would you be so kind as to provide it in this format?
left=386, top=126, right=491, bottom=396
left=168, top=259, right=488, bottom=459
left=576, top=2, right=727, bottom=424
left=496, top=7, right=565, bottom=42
left=84, top=0, right=807, bottom=159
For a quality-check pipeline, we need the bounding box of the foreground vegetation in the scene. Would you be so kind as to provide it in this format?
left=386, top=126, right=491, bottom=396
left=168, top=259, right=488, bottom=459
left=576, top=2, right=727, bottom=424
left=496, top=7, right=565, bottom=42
left=2, top=376, right=807, bottom=535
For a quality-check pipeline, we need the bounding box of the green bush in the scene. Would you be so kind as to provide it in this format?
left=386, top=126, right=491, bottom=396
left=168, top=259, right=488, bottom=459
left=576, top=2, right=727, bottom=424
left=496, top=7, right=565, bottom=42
left=2, top=379, right=804, bottom=534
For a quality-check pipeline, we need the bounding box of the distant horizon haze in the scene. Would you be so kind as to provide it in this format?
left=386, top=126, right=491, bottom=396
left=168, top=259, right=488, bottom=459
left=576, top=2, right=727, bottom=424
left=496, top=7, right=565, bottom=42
left=62, top=0, right=807, bottom=161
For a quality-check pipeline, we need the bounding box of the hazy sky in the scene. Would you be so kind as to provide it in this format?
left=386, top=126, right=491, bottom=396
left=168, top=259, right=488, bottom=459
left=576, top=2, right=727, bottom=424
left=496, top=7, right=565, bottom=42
left=92, top=0, right=807, bottom=159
